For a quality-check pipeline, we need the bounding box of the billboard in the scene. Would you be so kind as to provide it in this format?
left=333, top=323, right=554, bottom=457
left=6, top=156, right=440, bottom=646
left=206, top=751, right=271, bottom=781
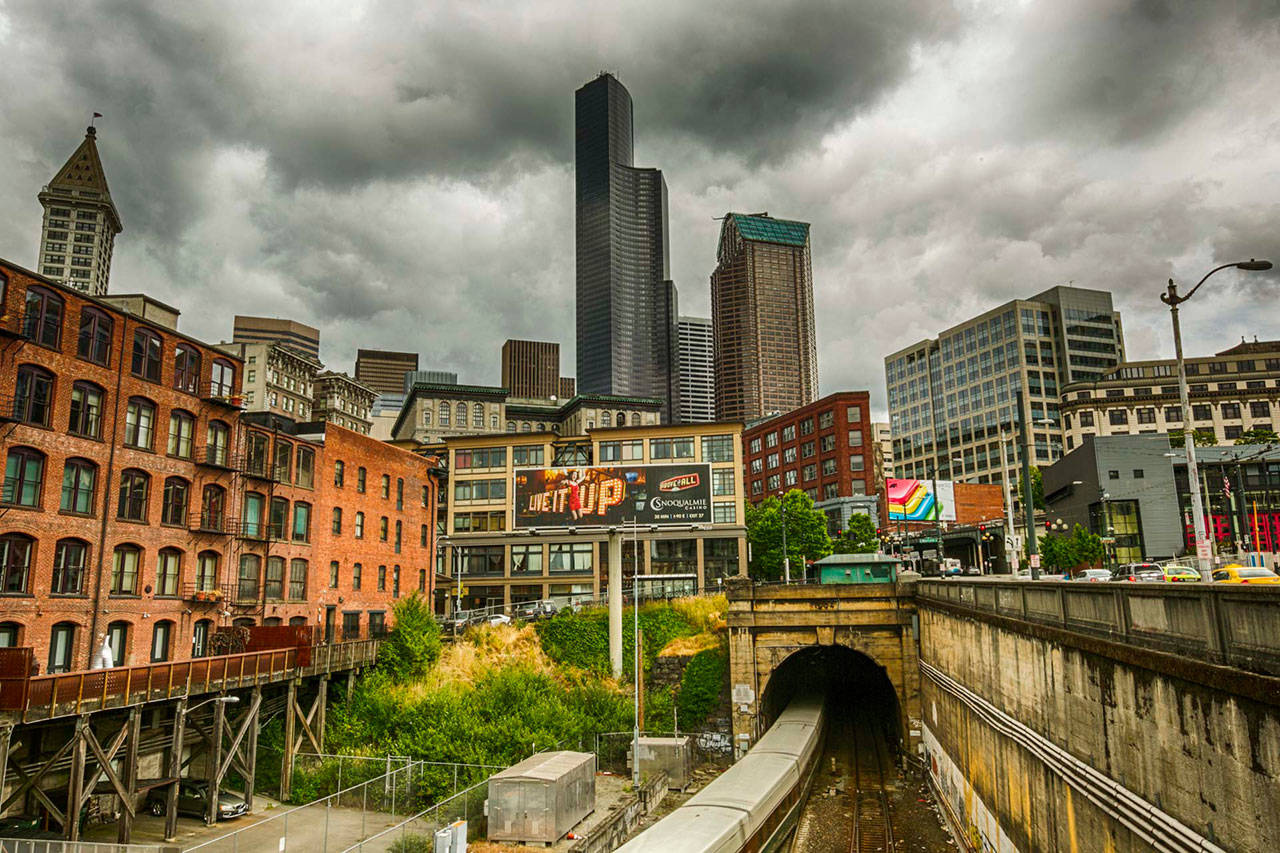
left=513, top=464, right=712, bottom=528
left=886, top=478, right=956, bottom=522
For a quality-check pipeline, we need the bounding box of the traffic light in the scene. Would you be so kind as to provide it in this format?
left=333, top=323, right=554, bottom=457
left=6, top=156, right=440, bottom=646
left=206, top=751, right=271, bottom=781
left=978, top=524, right=986, bottom=533
left=1044, top=520, right=1052, bottom=534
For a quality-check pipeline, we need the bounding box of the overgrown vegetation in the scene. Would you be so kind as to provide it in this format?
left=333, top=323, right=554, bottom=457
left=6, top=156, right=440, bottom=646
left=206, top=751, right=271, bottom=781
left=675, top=645, right=728, bottom=726
left=376, top=593, right=442, bottom=682
left=534, top=597, right=719, bottom=678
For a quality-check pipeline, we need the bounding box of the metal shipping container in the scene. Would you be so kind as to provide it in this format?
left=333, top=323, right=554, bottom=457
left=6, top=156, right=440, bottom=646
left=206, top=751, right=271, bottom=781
left=487, top=750, right=596, bottom=844
left=629, top=735, right=692, bottom=789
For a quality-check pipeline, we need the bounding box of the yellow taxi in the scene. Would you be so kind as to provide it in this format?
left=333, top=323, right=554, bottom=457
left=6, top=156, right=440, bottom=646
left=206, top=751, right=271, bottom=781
left=1210, top=565, right=1280, bottom=584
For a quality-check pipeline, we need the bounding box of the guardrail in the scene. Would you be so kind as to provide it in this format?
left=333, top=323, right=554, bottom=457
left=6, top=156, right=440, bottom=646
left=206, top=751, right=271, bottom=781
left=916, top=578, right=1280, bottom=678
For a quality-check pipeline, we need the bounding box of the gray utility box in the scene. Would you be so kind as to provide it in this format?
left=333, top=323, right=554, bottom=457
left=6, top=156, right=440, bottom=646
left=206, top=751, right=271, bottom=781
left=629, top=736, right=692, bottom=790
left=487, top=750, right=596, bottom=845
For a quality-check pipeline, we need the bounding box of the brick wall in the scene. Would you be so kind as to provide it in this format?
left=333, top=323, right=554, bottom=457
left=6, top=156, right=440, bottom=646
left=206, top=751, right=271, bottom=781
left=742, top=391, right=875, bottom=504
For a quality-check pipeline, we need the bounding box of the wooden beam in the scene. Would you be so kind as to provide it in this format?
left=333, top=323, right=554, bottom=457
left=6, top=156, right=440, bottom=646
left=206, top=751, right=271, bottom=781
left=3, top=732, right=75, bottom=824
left=65, top=717, right=87, bottom=840
left=205, top=697, right=226, bottom=827
left=315, top=676, right=328, bottom=753
left=244, top=686, right=261, bottom=811
left=117, top=707, right=142, bottom=843
left=164, top=698, right=187, bottom=842
left=291, top=693, right=324, bottom=757
left=216, top=691, right=261, bottom=788
left=80, top=717, right=133, bottom=813
left=280, top=679, right=297, bottom=801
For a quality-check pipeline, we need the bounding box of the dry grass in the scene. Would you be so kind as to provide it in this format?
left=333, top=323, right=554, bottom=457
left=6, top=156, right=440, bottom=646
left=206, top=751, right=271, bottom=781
left=669, top=594, right=728, bottom=634
left=658, top=631, right=719, bottom=657
left=392, top=624, right=559, bottom=698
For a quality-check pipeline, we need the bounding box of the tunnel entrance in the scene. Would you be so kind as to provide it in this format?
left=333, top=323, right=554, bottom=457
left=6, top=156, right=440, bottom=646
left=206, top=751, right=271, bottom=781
left=761, top=645, right=902, bottom=755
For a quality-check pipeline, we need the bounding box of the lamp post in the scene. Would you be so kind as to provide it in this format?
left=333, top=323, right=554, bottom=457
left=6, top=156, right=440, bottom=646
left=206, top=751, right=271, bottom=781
left=1162, top=259, right=1273, bottom=577
left=780, top=498, right=790, bottom=583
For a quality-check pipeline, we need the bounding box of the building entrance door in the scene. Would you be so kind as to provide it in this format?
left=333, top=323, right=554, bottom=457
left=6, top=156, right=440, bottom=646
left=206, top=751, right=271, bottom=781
left=324, top=606, right=336, bottom=644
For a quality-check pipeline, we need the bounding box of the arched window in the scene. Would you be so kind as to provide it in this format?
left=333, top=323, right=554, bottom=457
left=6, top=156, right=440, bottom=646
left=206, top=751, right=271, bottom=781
left=161, top=477, right=189, bottom=526
left=49, top=622, right=77, bottom=673
left=617, top=411, right=627, bottom=427
left=237, top=554, right=260, bottom=602
left=292, top=502, right=311, bottom=543
left=490, top=413, right=498, bottom=429
left=105, top=621, right=128, bottom=667
left=192, top=618, right=213, bottom=657
left=0, top=534, right=34, bottom=594
left=0, top=621, right=21, bottom=648
left=268, top=496, right=289, bottom=539
left=156, top=548, right=181, bottom=597
left=150, top=620, right=174, bottom=662
left=77, top=306, right=113, bottom=364
left=200, top=484, right=226, bottom=531
left=23, top=285, right=64, bottom=348
left=333, top=459, right=345, bottom=487
left=380, top=474, right=390, bottom=499
left=173, top=344, right=201, bottom=394
left=354, top=511, right=365, bottom=538
left=242, top=492, right=264, bottom=538
left=264, top=556, right=285, bottom=600
left=52, top=538, right=89, bottom=595
left=506, top=421, right=516, bottom=432
left=332, top=506, right=342, bottom=535
left=394, top=520, right=402, bottom=554
left=206, top=420, right=230, bottom=466
left=210, top=358, right=235, bottom=398
left=472, top=403, right=483, bottom=427
left=195, top=551, right=219, bottom=593
left=124, top=397, right=156, bottom=449
left=263, top=617, right=282, bottom=627
left=601, top=412, right=611, bottom=427
left=130, top=328, right=163, bottom=382
left=60, top=457, right=97, bottom=514
left=4, top=447, right=46, bottom=507
left=117, top=469, right=150, bottom=521
left=14, top=365, right=54, bottom=426
left=357, top=466, right=367, bottom=493
left=68, top=381, right=104, bottom=437
left=521, top=422, right=532, bottom=432
left=232, top=617, right=255, bottom=629
left=110, top=544, right=142, bottom=595
left=167, top=410, right=195, bottom=458
left=288, top=558, right=307, bottom=600
left=439, top=401, right=450, bottom=426
left=288, top=616, right=307, bottom=627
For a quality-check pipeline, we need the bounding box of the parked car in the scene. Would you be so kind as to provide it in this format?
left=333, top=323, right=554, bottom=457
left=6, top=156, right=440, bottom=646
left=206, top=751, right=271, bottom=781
left=486, top=613, right=513, bottom=626
left=1159, top=564, right=1202, bottom=582
left=1110, top=562, right=1165, bottom=582
left=145, top=782, right=247, bottom=820
left=1211, top=565, right=1280, bottom=584
left=514, top=600, right=559, bottom=621
left=1072, top=569, right=1112, bottom=582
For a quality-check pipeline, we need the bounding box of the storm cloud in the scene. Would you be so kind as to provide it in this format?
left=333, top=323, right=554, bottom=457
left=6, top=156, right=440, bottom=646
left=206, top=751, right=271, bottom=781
left=0, top=0, right=1277, bottom=411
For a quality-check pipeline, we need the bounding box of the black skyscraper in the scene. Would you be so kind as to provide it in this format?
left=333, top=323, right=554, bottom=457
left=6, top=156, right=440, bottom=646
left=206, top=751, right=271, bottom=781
left=575, top=73, right=680, bottom=422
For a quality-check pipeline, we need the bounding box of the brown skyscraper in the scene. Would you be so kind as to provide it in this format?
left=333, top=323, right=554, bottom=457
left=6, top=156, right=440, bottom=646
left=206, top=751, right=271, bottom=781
left=355, top=349, right=419, bottom=396
left=502, top=339, right=560, bottom=398
left=711, top=213, right=818, bottom=422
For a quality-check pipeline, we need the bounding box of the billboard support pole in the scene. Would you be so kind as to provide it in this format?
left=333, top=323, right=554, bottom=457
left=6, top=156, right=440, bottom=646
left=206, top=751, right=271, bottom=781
left=608, top=528, right=623, bottom=679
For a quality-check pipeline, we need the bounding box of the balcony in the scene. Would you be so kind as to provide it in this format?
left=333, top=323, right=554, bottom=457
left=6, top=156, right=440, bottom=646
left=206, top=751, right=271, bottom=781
left=231, top=581, right=260, bottom=606
left=182, top=582, right=231, bottom=605
left=189, top=511, right=232, bottom=535
left=195, top=445, right=235, bottom=471
left=202, top=383, right=245, bottom=409
left=234, top=521, right=272, bottom=542
left=237, top=454, right=277, bottom=481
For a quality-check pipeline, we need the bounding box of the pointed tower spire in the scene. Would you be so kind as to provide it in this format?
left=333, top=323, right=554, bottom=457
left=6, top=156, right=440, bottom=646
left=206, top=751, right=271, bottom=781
left=37, top=122, right=124, bottom=296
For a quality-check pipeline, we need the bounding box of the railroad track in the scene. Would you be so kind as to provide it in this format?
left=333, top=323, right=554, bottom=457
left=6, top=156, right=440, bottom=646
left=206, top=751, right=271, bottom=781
left=850, top=711, right=894, bottom=853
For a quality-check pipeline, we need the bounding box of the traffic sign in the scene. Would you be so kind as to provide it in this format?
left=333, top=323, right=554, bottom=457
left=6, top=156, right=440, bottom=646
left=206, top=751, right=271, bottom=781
left=1029, top=554, right=1041, bottom=568
left=1196, top=541, right=1212, bottom=561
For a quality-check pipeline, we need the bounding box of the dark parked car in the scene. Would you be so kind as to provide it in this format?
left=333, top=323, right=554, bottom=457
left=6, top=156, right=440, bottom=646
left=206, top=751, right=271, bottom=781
left=515, top=600, right=559, bottom=621
left=1110, top=562, right=1165, bottom=582
left=145, top=782, right=247, bottom=820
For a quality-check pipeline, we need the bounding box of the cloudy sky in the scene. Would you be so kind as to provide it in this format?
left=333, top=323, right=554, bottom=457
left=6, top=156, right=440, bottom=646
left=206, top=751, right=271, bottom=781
left=1, top=0, right=1278, bottom=415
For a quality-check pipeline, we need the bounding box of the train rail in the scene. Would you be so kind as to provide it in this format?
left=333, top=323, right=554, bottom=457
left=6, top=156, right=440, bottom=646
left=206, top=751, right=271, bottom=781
left=849, top=707, right=894, bottom=853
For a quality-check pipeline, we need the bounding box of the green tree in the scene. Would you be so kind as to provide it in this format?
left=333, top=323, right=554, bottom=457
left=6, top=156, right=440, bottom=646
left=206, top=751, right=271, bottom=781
left=377, top=593, right=442, bottom=682
left=831, top=513, right=878, bottom=554
left=1067, top=524, right=1104, bottom=567
left=1015, top=465, right=1045, bottom=511
left=745, top=490, right=832, bottom=581
left=1235, top=428, right=1279, bottom=446
left=1170, top=429, right=1218, bottom=448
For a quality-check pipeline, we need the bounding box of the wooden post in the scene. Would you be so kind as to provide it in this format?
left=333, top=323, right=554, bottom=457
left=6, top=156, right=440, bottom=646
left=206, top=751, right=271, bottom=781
left=244, top=686, right=261, bottom=810
left=206, top=698, right=226, bottom=827
left=316, top=676, right=329, bottom=754
left=117, top=707, right=142, bottom=843
left=66, top=716, right=88, bottom=840
left=0, top=724, right=12, bottom=807
left=281, top=679, right=297, bottom=801
left=165, top=698, right=187, bottom=841
left=346, top=669, right=355, bottom=702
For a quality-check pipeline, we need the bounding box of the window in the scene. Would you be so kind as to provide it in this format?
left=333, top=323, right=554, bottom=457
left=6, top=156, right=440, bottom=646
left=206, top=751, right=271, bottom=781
left=353, top=563, right=362, bottom=590
left=765, top=432, right=779, bottom=448
left=1251, top=401, right=1271, bottom=418
left=289, top=559, right=307, bottom=600
left=68, top=382, right=104, bottom=438
left=196, top=551, right=219, bottom=592
left=161, top=477, right=189, bottom=525
left=783, top=447, right=797, bottom=464
left=473, top=403, right=484, bottom=428
left=766, top=453, right=779, bottom=469
left=268, top=497, right=288, bottom=540
left=297, top=447, right=315, bottom=488
left=265, top=556, right=285, bottom=599
left=377, top=565, right=387, bottom=591
left=111, top=544, right=142, bottom=595
left=357, top=467, right=367, bottom=493
left=117, top=469, right=150, bottom=520
left=238, top=554, right=260, bottom=601
left=242, top=492, right=264, bottom=538
left=713, top=502, right=737, bottom=523
left=394, top=520, right=402, bottom=553
left=332, top=507, right=343, bottom=535
left=200, top=485, right=226, bottom=531
left=456, top=402, right=466, bottom=425
left=1109, top=410, right=1128, bottom=426
left=173, top=345, right=201, bottom=394
left=749, top=438, right=761, bottom=454
left=846, top=405, right=862, bottom=422
left=650, top=437, right=694, bottom=459
left=1192, top=404, right=1213, bottom=421
left=206, top=421, right=230, bottom=466
left=14, top=365, right=54, bottom=426
left=421, top=524, right=429, bottom=547
left=439, top=402, right=450, bottom=426
left=156, top=548, right=180, bottom=596
left=1222, top=403, right=1241, bottom=420
left=422, top=485, right=430, bottom=508
left=801, top=441, right=815, bottom=458
left=274, top=441, right=292, bottom=482
left=0, top=534, right=34, bottom=594
left=750, top=458, right=762, bottom=474
left=131, top=329, right=163, bottom=381
left=822, top=458, right=837, bottom=476
left=803, top=464, right=817, bottom=481
left=23, top=286, right=63, bottom=348
left=820, top=435, right=836, bottom=453
left=4, top=448, right=46, bottom=507
left=818, top=410, right=835, bottom=428
left=455, top=448, right=507, bottom=469
left=1108, top=470, right=1120, bottom=480
left=52, top=539, right=88, bottom=595
left=380, top=516, right=389, bottom=541
left=850, top=456, right=865, bottom=472
left=49, top=623, right=76, bottom=674
left=800, top=417, right=814, bottom=435
left=124, top=398, right=156, bottom=449
left=782, top=425, right=796, bottom=442
left=419, top=569, right=426, bottom=593
left=454, top=479, right=507, bottom=502
left=167, top=410, right=195, bottom=458
left=1165, top=406, right=1182, bottom=422
left=334, top=460, right=345, bottom=487
left=513, top=445, right=545, bottom=466
left=396, top=478, right=404, bottom=509
left=549, top=543, right=592, bottom=573
left=354, top=511, right=365, bottom=538
left=1133, top=469, right=1145, bottom=479
left=767, top=474, right=781, bottom=490
left=77, top=307, right=113, bottom=364
left=293, top=502, right=312, bottom=542
left=210, top=358, right=235, bottom=398
left=192, top=619, right=212, bottom=657
left=823, top=483, right=839, bottom=500
left=381, top=474, right=391, bottom=498
left=712, top=468, right=736, bottom=496
left=1, top=621, right=24, bottom=648
left=512, top=545, right=543, bottom=575
left=329, top=560, right=340, bottom=588
left=598, top=440, right=643, bottom=462
left=701, top=434, right=734, bottom=462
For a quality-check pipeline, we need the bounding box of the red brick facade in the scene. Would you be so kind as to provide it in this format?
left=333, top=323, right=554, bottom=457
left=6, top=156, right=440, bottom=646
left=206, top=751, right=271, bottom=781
left=0, top=259, right=436, bottom=672
left=742, top=391, right=875, bottom=504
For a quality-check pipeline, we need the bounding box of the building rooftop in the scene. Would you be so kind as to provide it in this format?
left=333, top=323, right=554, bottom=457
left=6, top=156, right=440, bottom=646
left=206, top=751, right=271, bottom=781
left=1216, top=338, right=1280, bottom=357
left=728, top=212, right=809, bottom=247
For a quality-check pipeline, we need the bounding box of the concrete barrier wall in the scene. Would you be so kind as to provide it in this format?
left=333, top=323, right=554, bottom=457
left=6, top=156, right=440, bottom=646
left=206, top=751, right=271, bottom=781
left=569, top=771, right=667, bottom=853
left=918, top=601, right=1280, bottom=852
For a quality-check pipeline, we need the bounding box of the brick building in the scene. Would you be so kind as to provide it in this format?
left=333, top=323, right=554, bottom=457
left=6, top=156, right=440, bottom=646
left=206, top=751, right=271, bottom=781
left=0, top=259, right=436, bottom=671
left=742, top=392, right=877, bottom=529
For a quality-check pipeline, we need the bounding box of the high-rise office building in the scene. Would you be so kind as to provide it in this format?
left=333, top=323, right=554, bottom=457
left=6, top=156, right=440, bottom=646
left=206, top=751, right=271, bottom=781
left=884, top=286, right=1125, bottom=494
left=233, top=315, right=321, bottom=360
left=575, top=72, right=680, bottom=422
left=711, top=213, right=818, bottom=423
left=355, top=349, right=420, bottom=396
left=502, top=339, right=572, bottom=399
left=36, top=126, right=123, bottom=296
left=678, top=316, right=715, bottom=423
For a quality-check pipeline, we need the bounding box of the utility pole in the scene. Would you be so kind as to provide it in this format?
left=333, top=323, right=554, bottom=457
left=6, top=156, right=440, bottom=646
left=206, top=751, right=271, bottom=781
left=999, top=430, right=1017, bottom=572
left=1018, top=394, right=1040, bottom=579
left=780, top=499, right=790, bottom=583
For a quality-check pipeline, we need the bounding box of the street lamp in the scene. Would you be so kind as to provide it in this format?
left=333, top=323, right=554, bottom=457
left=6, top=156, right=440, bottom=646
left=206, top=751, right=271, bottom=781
left=186, top=694, right=239, bottom=714
left=1162, top=258, right=1272, bottom=578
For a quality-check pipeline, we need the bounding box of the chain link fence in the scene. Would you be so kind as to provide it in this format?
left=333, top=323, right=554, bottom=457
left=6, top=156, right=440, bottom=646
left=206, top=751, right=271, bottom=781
left=594, top=729, right=734, bottom=776
left=338, top=777, right=489, bottom=852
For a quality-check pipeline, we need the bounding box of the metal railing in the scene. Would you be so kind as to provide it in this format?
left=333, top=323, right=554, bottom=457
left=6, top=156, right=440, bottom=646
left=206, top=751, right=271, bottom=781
left=0, top=840, right=170, bottom=853
left=340, top=777, right=489, bottom=852
left=917, top=578, right=1280, bottom=677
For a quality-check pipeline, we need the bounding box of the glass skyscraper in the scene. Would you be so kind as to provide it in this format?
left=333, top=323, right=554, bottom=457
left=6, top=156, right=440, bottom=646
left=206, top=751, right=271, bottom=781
left=575, top=73, right=680, bottom=422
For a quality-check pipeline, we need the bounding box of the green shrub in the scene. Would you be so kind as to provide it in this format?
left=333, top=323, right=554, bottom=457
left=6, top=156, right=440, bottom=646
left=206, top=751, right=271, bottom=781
left=388, top=834, right=435, bottom=853
left=535, top=603, right=699, bottom=677
left=378, top=593, right=441, bottom=682
left=676, top=645, right=727, bottom=727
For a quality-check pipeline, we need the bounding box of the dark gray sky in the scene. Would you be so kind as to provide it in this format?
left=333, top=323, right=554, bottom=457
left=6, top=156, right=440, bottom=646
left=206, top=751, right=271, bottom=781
left=2, top=0, right=1278, bottom=416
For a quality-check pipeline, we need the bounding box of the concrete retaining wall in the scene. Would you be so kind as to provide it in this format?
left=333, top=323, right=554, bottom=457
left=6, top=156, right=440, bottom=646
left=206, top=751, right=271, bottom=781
left=569, top=771, right=667, bottom=853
